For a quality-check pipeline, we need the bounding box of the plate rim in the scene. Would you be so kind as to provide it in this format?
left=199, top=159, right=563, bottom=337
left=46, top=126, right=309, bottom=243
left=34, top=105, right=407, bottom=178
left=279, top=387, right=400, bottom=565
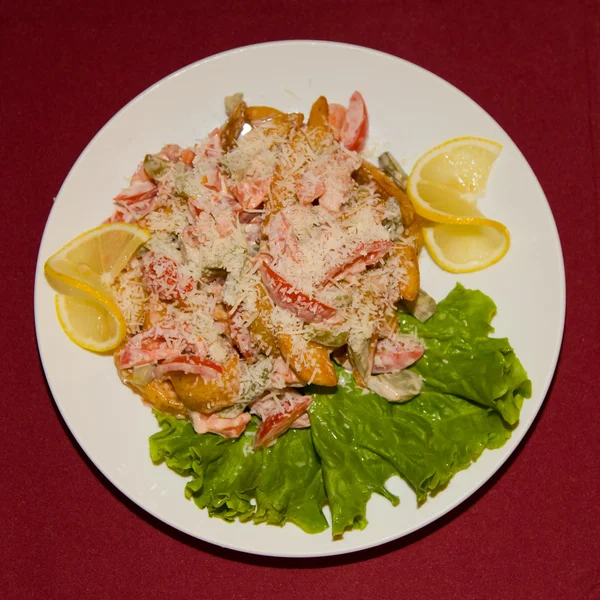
left=34, top=39, right=567, bottom=559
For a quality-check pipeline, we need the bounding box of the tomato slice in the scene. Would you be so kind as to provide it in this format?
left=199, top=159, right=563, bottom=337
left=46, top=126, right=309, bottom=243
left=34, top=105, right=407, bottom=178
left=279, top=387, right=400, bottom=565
left=114, top=180, right=158, bottom=205
left=259, top=259, right=337, bottom=323
left=341, top=91, right=368, bottom=152
left=322, top=240, right=393, bottom=283
left=328, top=103, right=347, bottom=141
left=118, top=325, right=201, bottom=369
left=105, top=207, right=135, bottom=224
left=252, top=393, right=312, bottom=449
left=154, top=354, right=223, bottom=381
left=372, top=336, right=425, bottom=373
left=190, top=411, right=251, bottom=439
left=265, top=210, right=301, bottom=262
left=142, top=252, right=195, bottom=301
left=231, top=178, right=270, bottom=210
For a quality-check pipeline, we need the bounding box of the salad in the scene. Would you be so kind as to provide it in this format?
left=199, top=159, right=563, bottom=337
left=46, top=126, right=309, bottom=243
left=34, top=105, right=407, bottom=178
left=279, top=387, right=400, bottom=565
left=111, top=92, right=427, bottom=446
left=50, top=92, right=532, bottom=536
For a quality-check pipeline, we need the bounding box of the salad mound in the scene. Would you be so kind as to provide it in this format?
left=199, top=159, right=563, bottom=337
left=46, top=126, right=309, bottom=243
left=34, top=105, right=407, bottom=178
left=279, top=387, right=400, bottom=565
left=109, top=92, right=432, bottom=450
left=151, top=285, right=531, bottom=536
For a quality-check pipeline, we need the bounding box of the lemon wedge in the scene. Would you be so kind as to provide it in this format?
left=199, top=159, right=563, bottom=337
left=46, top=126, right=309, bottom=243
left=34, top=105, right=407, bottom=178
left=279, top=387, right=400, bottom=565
left=45, top=223, right=150, bottom=351
left=45, top=222, right=150, bottom=290
left=407, top=136, right=502, bottom=223
left=407, top=137, right=509, bottom=272
left=55, top=293, right=127, bottom=352
left=423, top=222, right=510, bottom=274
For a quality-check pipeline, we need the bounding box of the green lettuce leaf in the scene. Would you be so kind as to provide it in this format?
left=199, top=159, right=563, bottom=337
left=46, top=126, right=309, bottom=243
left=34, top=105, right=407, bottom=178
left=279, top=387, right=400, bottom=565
left=398, top=284, right=531, bottom=425
left=309, top=284, right=531, bottom=536
left=149, top=413, right=328, bottom=534
left=149, top=284, right=531, bottom=537
left=149, top=411, right=198, bottom=475
left=253, top=427, right=327, bottom=532
left=310, top=370, right=511, bottom=536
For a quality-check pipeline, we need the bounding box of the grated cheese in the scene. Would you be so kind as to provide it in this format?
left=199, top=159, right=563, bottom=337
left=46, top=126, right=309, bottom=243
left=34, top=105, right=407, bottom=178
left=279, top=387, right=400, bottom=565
left=110, top=98, right=421, bottom=436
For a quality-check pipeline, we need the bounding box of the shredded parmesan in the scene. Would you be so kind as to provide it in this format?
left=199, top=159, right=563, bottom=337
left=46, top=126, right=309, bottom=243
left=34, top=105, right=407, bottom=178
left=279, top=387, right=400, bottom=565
left=109, top=99, right=421, bottom=439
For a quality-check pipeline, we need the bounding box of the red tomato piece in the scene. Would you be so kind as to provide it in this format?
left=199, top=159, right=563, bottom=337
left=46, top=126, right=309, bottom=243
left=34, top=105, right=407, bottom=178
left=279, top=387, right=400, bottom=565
left=259, top=259, right=337, bottom=323
left=328, top=103, right=347, bottom=141
left=231, top=177, right=271, bottom=210
left=118, top=325, right=196, bottom=369
left=372, top=336, right=425, bottom=374
left=141, top=252, right=195, bottom=301
left=114, top=180, right=158, bottom=205
left=252, top=393, right=312, bottom=449
left=190, top=411, right=251, bottom=439
left=341, top=91, right=368, bottom=152
left=265, top=210, right=301, bottom=262
left=323, top=240, right=393, bottom=283
left=104, top=207, right=135, bottom=224
left=154, top=354, right=223, bottom=381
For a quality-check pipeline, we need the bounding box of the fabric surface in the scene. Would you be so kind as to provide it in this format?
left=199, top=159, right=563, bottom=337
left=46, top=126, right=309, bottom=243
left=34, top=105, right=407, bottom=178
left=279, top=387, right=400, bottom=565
left=1, top=0, right=599, bottom=598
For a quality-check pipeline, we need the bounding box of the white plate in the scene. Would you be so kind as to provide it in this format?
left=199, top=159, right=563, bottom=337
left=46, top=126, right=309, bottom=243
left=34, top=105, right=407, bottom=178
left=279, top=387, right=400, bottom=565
left=34, top=41, right=565, bottom=558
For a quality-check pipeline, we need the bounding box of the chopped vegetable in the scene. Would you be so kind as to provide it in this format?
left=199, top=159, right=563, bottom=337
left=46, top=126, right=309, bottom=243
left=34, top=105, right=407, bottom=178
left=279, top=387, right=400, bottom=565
left=366, top=370, right=423, bottom=402
left=403, top=288, right=437, bottom=322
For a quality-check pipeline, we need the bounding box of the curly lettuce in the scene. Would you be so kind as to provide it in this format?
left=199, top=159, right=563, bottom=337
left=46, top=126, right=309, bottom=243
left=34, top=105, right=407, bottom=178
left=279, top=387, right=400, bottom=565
left=310, top=372, right=511, bottom=535
left=149, top=284, right=531, bottom=536
left=150, top=413, right=328, bottom=533
left=398, top=284, right=532, bottom=425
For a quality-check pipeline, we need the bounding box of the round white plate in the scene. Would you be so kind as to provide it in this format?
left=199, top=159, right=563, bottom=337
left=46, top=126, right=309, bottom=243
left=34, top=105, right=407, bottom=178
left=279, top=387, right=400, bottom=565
left=34, top=41, right=565, bottom=558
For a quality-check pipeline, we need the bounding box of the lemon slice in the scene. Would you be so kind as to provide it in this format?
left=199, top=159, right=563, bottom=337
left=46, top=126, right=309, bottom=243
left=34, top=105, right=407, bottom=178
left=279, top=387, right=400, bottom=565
left=55, top=293, right=127, bottom=352
left=45, top=222, right=150, bottom=290
left=45, top=223, right=150, bottom=351
left=407, top=137, right=502, bottom=224
left=407, top=136, right=510, bottom=272
left=424, top=222, right=510, bottom=273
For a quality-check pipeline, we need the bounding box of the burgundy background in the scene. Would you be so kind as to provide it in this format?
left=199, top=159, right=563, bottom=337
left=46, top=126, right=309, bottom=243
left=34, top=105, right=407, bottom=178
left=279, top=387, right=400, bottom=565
left=1, top=0, right=599, bottom=598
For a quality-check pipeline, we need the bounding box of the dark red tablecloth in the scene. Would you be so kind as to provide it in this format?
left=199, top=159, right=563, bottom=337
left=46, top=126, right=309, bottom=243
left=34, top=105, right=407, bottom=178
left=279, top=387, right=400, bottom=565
left=2, top=0, right=599, bottom=598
